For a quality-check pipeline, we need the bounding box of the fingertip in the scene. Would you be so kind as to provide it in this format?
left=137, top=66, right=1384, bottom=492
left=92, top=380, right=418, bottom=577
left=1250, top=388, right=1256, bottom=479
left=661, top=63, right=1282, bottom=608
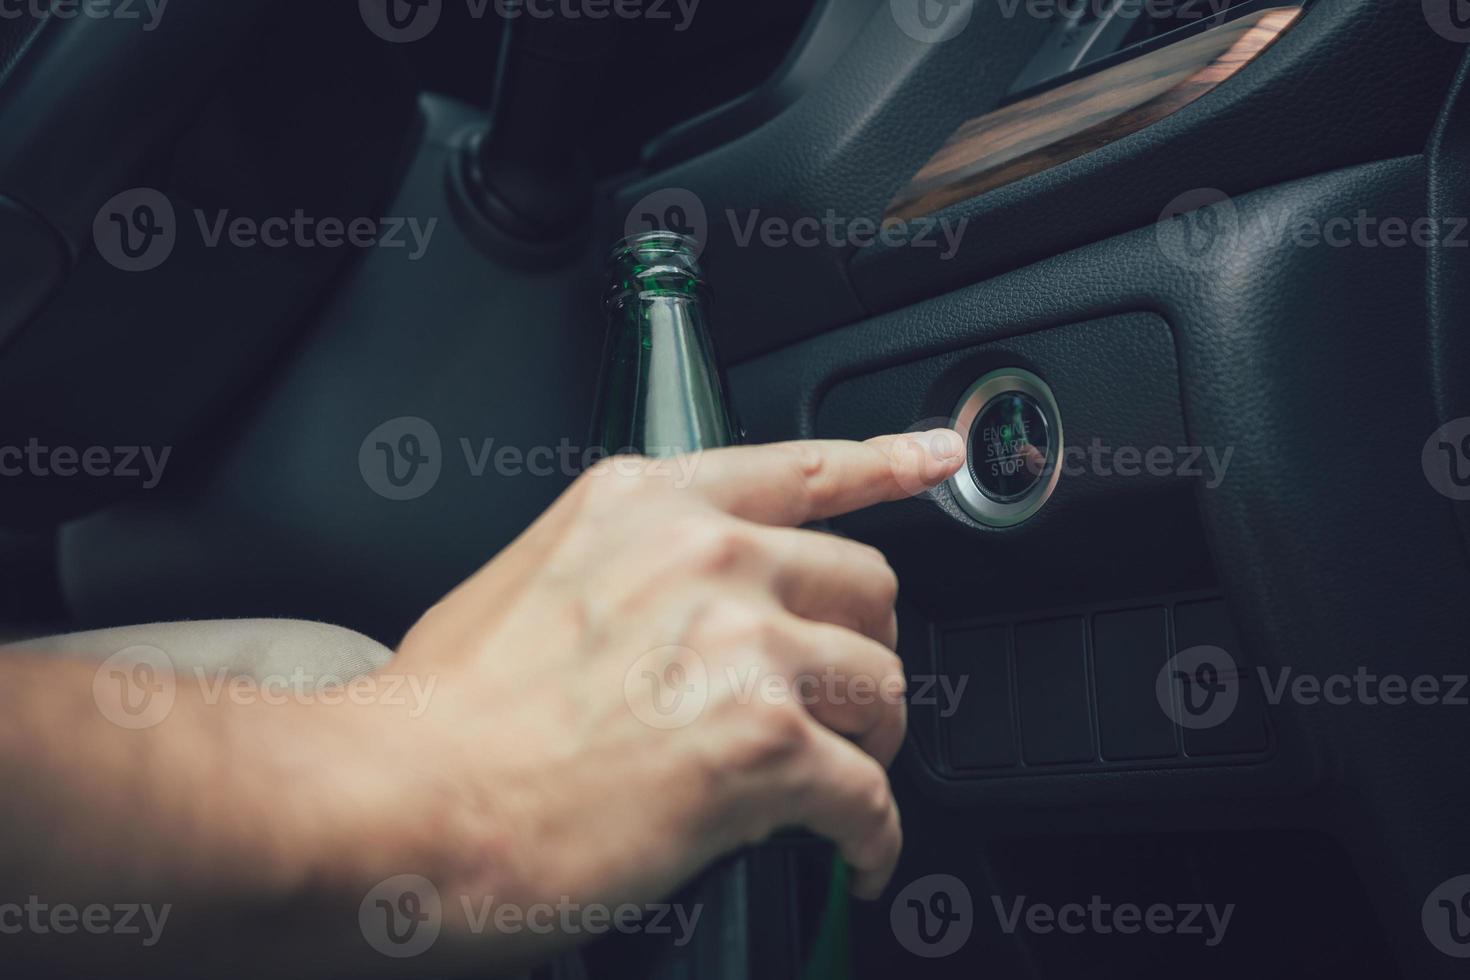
left=925, top=428, right=965, bottom=464
left=911, top=429, right=966, bottom=487
left=864, top=430, right=966, bottom=501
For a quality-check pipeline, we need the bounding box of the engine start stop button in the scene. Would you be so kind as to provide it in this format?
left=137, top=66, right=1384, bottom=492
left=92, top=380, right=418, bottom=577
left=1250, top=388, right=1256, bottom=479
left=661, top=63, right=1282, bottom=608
left=948, top=369, right=1063, bottom=527
left=970, top=391, right=1051, bottom=503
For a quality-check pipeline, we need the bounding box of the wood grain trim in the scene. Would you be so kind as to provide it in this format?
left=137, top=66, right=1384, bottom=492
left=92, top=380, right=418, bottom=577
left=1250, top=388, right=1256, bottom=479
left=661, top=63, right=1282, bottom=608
left=886, top=7, right=1301, bottom=223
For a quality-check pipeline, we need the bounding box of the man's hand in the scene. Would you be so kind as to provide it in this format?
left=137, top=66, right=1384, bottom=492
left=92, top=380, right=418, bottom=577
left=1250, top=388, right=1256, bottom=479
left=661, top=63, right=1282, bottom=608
left=0, top=430, right=964, bottom=977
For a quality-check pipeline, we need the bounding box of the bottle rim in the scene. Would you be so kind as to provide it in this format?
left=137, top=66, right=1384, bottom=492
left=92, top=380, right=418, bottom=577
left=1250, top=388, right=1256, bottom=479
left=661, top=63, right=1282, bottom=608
left=604, top=231, right=709, bottom=313
left=606, top=230, right=701, bottom=263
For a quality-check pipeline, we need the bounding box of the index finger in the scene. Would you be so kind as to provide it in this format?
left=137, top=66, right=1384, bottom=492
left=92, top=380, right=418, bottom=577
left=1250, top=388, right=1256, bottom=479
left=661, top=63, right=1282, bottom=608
left=683, top=430, right=965, bottom=527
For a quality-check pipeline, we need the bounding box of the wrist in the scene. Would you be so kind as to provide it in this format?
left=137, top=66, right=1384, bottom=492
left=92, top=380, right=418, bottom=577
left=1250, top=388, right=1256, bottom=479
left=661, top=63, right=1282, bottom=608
left=296, top=691, right=525, bottom=916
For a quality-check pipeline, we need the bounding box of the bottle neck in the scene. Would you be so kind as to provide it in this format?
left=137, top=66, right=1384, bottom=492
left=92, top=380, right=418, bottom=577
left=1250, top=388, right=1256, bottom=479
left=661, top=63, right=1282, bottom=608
left=604, top=233, right=709, bottom=317
left=595, top=234, right=738, bottom=457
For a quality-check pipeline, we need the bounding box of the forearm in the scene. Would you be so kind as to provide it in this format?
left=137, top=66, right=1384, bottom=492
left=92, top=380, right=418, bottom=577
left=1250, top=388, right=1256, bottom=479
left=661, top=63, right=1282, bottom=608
left=0, top=654, right=483, bottom=978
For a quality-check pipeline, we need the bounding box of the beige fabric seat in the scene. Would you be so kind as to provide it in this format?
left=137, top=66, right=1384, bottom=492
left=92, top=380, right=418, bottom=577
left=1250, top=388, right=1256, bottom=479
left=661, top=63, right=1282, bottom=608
left=3, top=620, right=394, bottom=683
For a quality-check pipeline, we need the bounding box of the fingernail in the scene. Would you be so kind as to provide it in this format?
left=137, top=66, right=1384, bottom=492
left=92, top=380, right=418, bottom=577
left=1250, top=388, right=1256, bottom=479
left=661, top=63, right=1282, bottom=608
left=926, top=429, right=964, bottom=461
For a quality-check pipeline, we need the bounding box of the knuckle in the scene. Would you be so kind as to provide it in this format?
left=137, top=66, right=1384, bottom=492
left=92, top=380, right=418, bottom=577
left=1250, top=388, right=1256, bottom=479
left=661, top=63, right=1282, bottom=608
left=883, top=652, right=907, bottom=685
left=857, top=763, right=894, bottom=827
left=787, top=442, right=826, bottom=481
left=686, top=595, right=773, bottom=651
left=583, top=454, right=630, bottom=483
left=581, top=455, right=657, bottom=502
left=729, top=699, right=810, bottom=770
left=874, top=563, right=900, bottom=607
left=776, top=443, right=822, bottom=512
left=673, top=517, right=757, bottom=575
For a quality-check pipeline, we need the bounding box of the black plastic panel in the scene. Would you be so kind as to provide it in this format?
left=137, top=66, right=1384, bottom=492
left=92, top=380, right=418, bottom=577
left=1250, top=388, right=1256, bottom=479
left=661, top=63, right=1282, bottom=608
left=617, top=1, right=1462, bottom=360
left=937, top=594, right=1274, bottom=781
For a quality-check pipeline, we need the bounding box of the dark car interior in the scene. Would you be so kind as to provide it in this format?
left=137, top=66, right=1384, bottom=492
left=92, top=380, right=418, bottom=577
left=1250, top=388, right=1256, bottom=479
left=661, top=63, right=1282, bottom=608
left=4, top=0, right=1470, bottom=976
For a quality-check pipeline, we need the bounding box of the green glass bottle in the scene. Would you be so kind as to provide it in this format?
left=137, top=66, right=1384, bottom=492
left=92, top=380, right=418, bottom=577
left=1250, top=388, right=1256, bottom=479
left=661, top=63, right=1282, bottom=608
left=594, top=232, right=740, bottom=457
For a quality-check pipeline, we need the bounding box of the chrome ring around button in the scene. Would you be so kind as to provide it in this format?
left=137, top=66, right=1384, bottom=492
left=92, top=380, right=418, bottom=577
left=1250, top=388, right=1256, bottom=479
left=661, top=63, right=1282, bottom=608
left=948, top=368, right=1063, bottom=527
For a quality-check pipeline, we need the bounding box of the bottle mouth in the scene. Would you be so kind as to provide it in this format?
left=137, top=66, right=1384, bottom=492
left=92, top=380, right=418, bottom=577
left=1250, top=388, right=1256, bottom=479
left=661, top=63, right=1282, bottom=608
left=604, top=231, right=708, bottom=312
left=606, top=230, right=700, bottom=263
